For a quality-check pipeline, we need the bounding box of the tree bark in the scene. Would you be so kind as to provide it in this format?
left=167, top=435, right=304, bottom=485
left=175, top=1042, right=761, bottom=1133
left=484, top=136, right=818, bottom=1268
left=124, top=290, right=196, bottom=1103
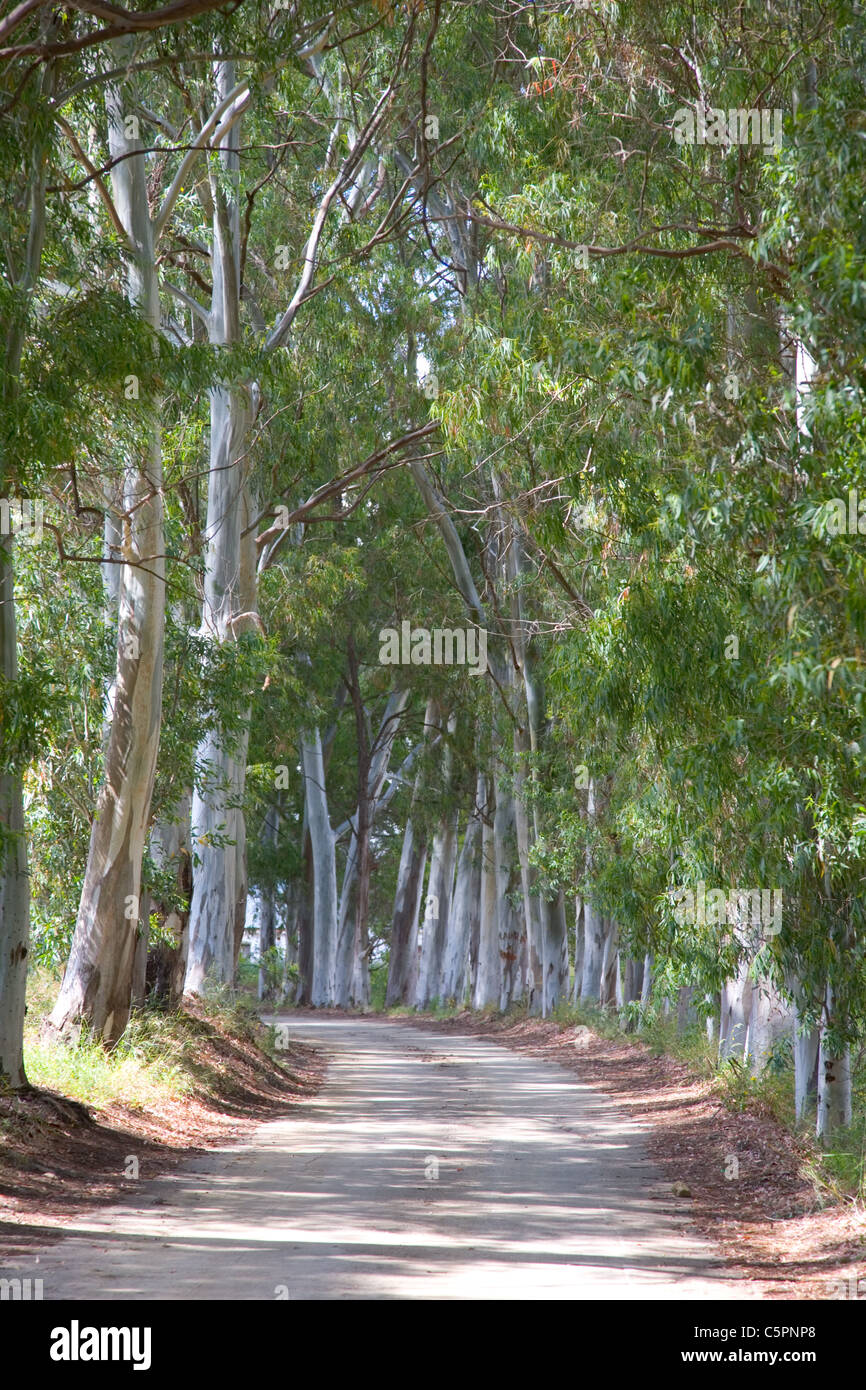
left=335, top=686, right=408, bottom=1006
left=440, top=775, right=483, bottom=1006
left=385, top=814, right=427, bottom=1007
left=302, top=727, right=338, bottom=1006
left=494, top=764, right=522, bottom=1011
left=415, top=709, right=459, bottom=1009
left=415, top=809, right=458, bottom=1009
left=790, top=985, right=820, bottom=1123
left=50, top=63, right=166, bottom=1044
left=473, top=810, right=500, bottom=1008
left=817, top=981, right=852, bottom=1139
left=579, top=781, right=605, bottom=1002
left=184, top=57, right=253, bottom=996
left=0, top=19, right=56, bottom=1085
left=295, top=824, right=314, bottom=1005
left=0, top=531, right=30, bottom=1084
left=600, top=918, right=619, bottom=1009
left=719, top=959, right=753, bottom=1061
left=257, top=802, right=280, bottom=1001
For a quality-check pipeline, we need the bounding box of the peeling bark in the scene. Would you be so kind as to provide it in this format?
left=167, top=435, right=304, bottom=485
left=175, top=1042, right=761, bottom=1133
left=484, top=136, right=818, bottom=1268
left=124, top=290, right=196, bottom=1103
left=50, top=61, right=166, bottom=1044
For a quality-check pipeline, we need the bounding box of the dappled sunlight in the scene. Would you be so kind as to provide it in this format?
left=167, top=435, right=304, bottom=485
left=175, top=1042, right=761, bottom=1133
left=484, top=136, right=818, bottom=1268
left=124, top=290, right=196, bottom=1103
left=24, top=1019, right=748, bottom=1300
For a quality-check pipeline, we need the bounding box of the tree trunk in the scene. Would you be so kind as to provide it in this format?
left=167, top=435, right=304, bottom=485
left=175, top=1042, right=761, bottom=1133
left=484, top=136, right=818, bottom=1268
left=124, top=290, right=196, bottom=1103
left=572, top=898, right=585, bottom=1002
left=0, top=531, right=29, bottom=1085
left=746, top=975, right=789, bottom=1077
left=302, top=728, right=338, bottom=1006
left=636, top=952, right=653, bottom=1030
left=185, top=58, right=253, bottom=996
left=473, top=811, right=500, bottom=1008
left=494, top=768, right=523, bottom=1011
left=600, top=919, right=619, bottom=1008
left=414, top=708, right=458, bottom=1009
left=817, top=982, right=852, bottom=1139
left=719, top=959, right=753, bottom=1061
left=257, top=802, right=280, bottom=1001
left=790, top=988, right=820, bottom=1123
left=295, top=825, right=314, bottom=1005
left=512, top=756, right=542, bottom=1011
left=440, top=777, right=483, bottom=1004
left=50, top=67, right=166, bottom=1044
left=336, top=686, right=408, bottom=1006
left=0, top=25, right=55, bottom=1086
left=415, top=811, right=458, bottom=1009
left=511, top=525, right=567, bottom=1014
left=676, top=983, right=695, bottom=1034
left=579, top=781, right=605, bottom=1003
left=581, top=902, right=606, bottom=1002
left=131, top=900, right=149, bottom=1009
left=622, top=956, right=644, bottom=1004
left=385, top=808, right=427, bottom=1007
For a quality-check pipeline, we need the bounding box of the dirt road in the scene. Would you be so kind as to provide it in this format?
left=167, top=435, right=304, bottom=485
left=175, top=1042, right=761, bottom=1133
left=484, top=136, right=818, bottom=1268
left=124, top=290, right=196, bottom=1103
left=7, top=1016, right=749, bottom=1299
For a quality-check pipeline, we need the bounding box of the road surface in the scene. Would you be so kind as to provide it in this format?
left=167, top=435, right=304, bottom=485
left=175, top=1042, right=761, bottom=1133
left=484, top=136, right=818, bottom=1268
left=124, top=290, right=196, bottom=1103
left=8, top=1016, right=748, bottom=1299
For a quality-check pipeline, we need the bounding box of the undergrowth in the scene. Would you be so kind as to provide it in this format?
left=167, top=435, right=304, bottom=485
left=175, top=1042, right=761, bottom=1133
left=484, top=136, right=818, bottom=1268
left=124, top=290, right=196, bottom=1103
left=22, top=967, right=265, bottom=1112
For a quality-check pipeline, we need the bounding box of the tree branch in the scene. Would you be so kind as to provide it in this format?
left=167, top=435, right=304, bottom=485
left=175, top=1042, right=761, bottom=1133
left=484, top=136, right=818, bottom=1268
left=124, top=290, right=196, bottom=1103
left=55, top=115, right=130, bottom=247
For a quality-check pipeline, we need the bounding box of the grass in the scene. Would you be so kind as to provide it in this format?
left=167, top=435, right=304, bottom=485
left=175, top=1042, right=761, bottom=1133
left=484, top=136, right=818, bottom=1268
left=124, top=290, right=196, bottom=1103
left=22, top=967, right=264, bottom=1113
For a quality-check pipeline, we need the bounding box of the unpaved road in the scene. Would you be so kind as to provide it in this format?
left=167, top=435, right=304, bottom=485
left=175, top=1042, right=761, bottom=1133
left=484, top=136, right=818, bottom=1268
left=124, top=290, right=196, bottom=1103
left=7, top=1017, right=750, bottom=1300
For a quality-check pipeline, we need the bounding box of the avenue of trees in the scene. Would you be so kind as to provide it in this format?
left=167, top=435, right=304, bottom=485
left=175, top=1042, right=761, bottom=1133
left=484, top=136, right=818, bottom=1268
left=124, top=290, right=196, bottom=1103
left=1, top=0, right=865, bottom=1140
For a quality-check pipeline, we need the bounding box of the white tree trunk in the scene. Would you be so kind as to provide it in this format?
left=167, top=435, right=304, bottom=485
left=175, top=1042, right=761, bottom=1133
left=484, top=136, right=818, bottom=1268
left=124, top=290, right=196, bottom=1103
left=579, top=781, right=605, bottom=1002
left=415, top=812, right=458, bottom=1009
left=385, top=808, right=427, bottom=1006
left=494, top=768, right=523, bottom=1011
left=440, top=777, right=484, bottom=1004
left=581, top=902, right=606, bottom=1002
left=572, top=898, right=584, bottom=1002
left=746, top=975, right=789, bottom=1077
left=335, top=690, right=408, bottom=1005
left=50, top=68, right=166, bottom=1043
left=413, top=708, right=457, bottom=1009
left=510, top=525, right=568, bottom=1014
left=513, top=758, right=542, bottom=1010
left=719, top=959, right=753, bottom=1061
left=257, top=803, right=280, bottom=1000
left=817, top=982, right=852, bottom=1139
left=185, top=57, right=253, bottom=994
left=600, top=919, right=619, bottom=1008
left=0, top=532, right=29, bottom=1085
left=0, top=42, right=53, bottom=1083
left=302, top=728, right=338, bottom=1006
left=473, top=812, right=500, bottom=1008
left=636, top=951, right=653, bottom=1030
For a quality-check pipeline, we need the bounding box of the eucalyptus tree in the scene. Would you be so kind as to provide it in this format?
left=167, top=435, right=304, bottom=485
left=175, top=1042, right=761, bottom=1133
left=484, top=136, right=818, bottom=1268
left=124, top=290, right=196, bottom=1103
left=162, top=1, right=437, bottom=993
left=0, top=29, right=60, bottom=1081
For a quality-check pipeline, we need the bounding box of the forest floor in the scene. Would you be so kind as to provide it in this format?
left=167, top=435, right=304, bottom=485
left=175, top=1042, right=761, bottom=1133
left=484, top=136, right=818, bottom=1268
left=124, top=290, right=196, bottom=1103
left=0, top=1000, right=325, bottom=1263
left=397, top=1010, right=866, bottom=1300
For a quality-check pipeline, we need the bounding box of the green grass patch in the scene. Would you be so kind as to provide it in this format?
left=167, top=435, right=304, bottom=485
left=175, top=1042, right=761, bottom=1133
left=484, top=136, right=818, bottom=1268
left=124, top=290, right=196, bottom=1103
left=22, top=967, right=263, bottom=1113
